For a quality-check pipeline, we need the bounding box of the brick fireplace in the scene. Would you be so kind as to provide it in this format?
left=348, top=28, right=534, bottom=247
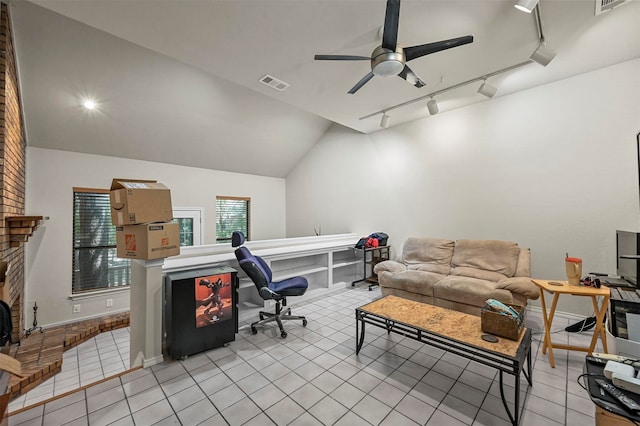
left=0, top=2, right=28, bottom=344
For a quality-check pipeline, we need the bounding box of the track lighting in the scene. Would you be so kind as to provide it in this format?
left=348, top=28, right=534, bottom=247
left=477, top=80, right=497, bottom=98
left=514, top=0, right=539, bottom=13
left=530, top=44, right=556, bottom=66
left=427, top=98, right=439, bottom=116
left=380, top=113, right=391, bottom=128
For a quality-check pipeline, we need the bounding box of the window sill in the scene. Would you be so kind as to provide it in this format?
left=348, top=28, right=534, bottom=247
left=68, top=286, right=130, bottom=301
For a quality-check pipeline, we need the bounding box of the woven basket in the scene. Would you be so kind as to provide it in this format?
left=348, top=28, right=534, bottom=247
left=481, top=303, right=525, bottom=341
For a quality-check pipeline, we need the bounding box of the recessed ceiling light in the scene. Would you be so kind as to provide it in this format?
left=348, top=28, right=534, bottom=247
left=82, top=100, right=97, bottom=110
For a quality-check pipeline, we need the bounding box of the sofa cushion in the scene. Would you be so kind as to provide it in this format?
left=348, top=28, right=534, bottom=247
left=433, top=276, right=514, bottom=307
left=496, top=277, right=539, bottom=299
left=450, top=266, right=507, bottom=282
left=374, top=260, right=407, bottom=274
left=514, top=248, right=531, bottom=277
left=401, top=238, right=454, bottom=275
left=451, top=239, right=520, bottom=278
left=377, top=270, right=447, bottom=298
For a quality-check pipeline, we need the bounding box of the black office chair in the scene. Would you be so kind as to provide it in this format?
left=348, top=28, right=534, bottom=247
left=232, top=231, right=308, bottom=338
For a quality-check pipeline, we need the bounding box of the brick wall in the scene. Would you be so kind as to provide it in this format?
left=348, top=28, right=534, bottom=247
left=0, top=3, right=27, bottom=342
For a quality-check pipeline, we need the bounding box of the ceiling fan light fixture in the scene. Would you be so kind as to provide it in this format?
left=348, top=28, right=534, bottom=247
left=514, top=0, right=539, bottom=13
left=530, top=44, right=556, bottom=66
left=380, top=114, right=391, bottom=128
left=478, top=80, right=497, bottom=98
left=371, top=46, right=405, bottom=77
left=427, top=98, right=439, bottom=115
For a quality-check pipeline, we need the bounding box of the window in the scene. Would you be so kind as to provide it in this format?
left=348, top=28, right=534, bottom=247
left=216, top=196, right=250, bottom=243
left=72, top=188, right=130, bottom=293
left=172, top=208, right=203, bottom=246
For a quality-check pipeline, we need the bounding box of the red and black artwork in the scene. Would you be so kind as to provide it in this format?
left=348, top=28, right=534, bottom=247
left=194, top=273, right=232, bottom=328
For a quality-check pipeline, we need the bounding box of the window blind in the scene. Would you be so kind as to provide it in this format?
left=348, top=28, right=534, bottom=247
left=72, top=189, right=130, bottom=293
left=216, top=196, right=250, bottom=243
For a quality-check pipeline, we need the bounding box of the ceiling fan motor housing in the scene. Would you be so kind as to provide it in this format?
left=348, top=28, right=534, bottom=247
left=371, top=45, right=405, bottom=77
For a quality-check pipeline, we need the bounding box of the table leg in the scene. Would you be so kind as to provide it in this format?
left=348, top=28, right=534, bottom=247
left=356, top=315, right=366, bottom=355
left=540, top=291, right=559, bottom=368
left=522, top=343, right=533, bottom=386
left=589, top=295, right=610, bottom=354
left=499, top=370, right=522, bottom=426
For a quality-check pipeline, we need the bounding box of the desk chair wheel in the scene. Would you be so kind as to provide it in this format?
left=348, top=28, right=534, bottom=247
left=303, top=319, right=308, bottom=327
left=281, top=331, right=287, bottom=338
left=251, top=326, right=257, bottom=335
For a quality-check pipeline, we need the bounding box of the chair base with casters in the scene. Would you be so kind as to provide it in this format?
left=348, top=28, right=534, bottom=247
left=232, top=230, right=309, bottom=338
left=252, top=297, right=307, bottom=338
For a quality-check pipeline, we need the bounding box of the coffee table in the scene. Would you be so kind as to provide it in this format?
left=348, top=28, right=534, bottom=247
left=355, top=295, right=532, bottom=426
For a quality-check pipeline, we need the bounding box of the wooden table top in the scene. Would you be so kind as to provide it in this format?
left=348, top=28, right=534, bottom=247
left=357, top=295, right=526, bottom=357
left=531, top=279, right=610, bottom=297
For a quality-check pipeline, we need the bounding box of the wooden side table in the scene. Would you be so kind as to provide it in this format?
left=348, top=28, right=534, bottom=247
left=532, top=279, right=610, bottom=368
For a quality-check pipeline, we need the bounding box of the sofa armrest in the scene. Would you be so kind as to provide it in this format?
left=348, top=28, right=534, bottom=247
left=374, top=260, right=407, bottom=274
left=495, top=277, right=540, bottom=300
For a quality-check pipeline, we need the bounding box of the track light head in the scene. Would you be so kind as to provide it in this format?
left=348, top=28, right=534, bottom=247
left=530, top=44, right=556, bottom=66
left=427, top=98, right=439, bottom=115
left=478, top=81, right=497, bottom=98
left=514, top=0, right=539, bottom=13
left=380, top=113, right=391, bottom=128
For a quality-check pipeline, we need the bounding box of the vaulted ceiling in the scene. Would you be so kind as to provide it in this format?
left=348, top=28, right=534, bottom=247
left=10, top=0, right=640, bottom=177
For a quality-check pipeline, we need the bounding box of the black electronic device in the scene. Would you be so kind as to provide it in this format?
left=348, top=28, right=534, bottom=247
left=164, top=266, right=238, bottom=359
left=617, top=230, right=640, bottom=287
left=595, top=378, right=640, bottom=411
left=587, top=355, right=609, bottom=366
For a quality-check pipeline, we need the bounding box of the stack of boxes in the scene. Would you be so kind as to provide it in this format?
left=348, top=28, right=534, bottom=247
left=109, top=178, right=180, bottom=260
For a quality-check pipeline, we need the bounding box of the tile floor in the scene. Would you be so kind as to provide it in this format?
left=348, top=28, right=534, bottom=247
left=8, top=286, right=601, bottom=425
left=9, top=328, right=131, bottom=411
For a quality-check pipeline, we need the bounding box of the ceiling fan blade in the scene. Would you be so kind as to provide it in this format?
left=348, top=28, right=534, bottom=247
left=348, top=71, right=375, bottom=94
left=404, top=35, right=474, bottom=62
left=398, top=65, right=425, bottom=88
left=381, top=0, right=401, bottom=50
left=314, top=54, right=371, bottom=61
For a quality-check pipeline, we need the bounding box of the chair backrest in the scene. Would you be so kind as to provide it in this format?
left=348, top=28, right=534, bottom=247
left=232, top=231, right=273, bottom=295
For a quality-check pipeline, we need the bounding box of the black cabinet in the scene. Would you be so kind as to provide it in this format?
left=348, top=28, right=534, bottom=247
left=164, top=266, right=238, bottom=359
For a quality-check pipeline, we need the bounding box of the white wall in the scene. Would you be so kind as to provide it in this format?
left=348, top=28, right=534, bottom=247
left=286, top=59, right=640, bottom=316
left=25, top=147, right=286, bottom=326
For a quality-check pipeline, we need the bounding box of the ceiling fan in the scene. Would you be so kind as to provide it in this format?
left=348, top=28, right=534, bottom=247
left=314, top=0, right=474, bottom=94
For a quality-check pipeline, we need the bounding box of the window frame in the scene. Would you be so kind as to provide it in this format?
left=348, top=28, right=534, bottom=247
left=172, top=207, right=204, bottom=246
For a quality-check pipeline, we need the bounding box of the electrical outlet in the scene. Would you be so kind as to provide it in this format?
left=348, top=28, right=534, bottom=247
left=106, top=299, right=113, bottom=308
left=72, top=304, right=80, bottom=314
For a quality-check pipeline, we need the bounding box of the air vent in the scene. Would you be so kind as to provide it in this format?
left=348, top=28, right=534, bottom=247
left=259, top=74, right=290, bottom=91
left=595, top=0, right=629, bottom=15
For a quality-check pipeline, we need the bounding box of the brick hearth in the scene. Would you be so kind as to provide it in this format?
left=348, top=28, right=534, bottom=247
left=6, top=312, right=130, bottom=400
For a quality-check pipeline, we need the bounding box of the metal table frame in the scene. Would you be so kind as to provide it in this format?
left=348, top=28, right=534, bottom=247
left=355, top=307, right=533, bottom=426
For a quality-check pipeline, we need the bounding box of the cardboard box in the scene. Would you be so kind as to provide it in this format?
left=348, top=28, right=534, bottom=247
left=116, top=222, right=180, bottom=260
left=110, top=179, right=173, bottom=226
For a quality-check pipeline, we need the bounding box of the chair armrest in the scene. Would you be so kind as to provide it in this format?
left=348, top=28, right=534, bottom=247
left=495, top=277, right=540, bottom=300
left=373, top=260, right=407, bottom=274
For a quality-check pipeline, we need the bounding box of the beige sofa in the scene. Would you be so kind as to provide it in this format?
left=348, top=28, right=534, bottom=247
left=373, top=238, right=539, bottom=316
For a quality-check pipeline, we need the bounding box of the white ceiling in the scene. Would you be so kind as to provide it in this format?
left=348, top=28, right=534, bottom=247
left=10, top=0, right=640, bottom=177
